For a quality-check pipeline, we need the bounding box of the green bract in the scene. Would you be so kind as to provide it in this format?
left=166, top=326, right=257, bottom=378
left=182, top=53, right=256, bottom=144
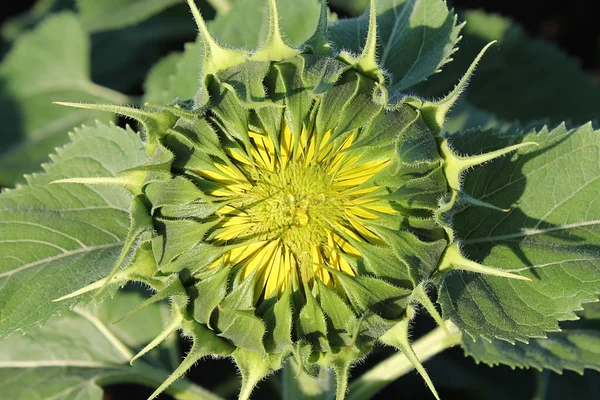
left=2, top=1, right=598, bottom=400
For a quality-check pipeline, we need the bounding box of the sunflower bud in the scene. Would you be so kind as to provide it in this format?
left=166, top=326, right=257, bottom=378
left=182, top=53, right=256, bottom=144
left=53, top=1, right=535, bottom=399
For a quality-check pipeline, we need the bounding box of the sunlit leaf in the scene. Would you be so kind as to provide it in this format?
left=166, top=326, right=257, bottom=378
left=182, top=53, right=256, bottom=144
left=0, top=13, right=127, bottom=186
left=0, top=123, right=147, bottom=338
left=440, top=123, right=600, bottom=342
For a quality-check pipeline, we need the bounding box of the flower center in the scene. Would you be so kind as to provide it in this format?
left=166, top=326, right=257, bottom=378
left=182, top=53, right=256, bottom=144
left=197, top=123, right=395, bottom=299
left=241, top=161, right=345, bottom=261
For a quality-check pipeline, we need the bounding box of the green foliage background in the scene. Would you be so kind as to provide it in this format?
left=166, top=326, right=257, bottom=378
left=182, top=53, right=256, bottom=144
left=0, top=0, right=599, bottom=399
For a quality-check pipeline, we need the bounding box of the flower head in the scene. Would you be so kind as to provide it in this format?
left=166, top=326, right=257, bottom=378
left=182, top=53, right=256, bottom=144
left=52, top=1, right=534, bottom=399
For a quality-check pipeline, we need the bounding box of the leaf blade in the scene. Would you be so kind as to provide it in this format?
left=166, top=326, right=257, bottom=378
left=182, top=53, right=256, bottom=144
left=413, top=10, right=600, bottom=125
left=463, top=328, right=600, bottom=374
left=209, top=0, right=321, bottom=49
left=0, top=291, right=186, bottom=400
left=328, top=0, right=461, bottom=92
left=0, top=13, right=126, bottom=186
left=0, top=122, right=147, bottom=339
left=439, top=123, right=600, bottom=342
left=76, top=0, right=181, bottom=33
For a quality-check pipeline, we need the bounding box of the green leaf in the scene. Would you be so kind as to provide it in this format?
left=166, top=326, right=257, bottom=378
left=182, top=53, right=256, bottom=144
left=0, top=292, right=170, bottom=366
left=328, top=0, right=369, bottom=16
left=462, top=301, right=600, bottom=374
left=2, top=1, right=197, bottom=106
left=0, top=291, right=214, bottom=400
left=413, top=10, right=600, bottom=125
left=143, top=52, right=183, bottom=104
left=90, top=5, right=197, bottom=93
left=0, top=367, right=109, bottom=400
left=90, top=291, right=180, bottom=357
left=443, top=99, right=509, bottom=134
left=143, top=40, right=203, bottom=104
left=328, top=0, right=461, bottom=92
left=0, top=307, right=131, bottom=370
left=209, top=0, right=321, bottom=49
left=0, top=13, right=128, bottom=187
left=463, top=326, right=600, bottom=374
left=0, top=122, right=147, bottom=339
left=76, top=0, right=180, bottom=32
left=281, top=359, right=333, bottom=400
left=440, top=123, right=600, bottom=342
left=0, top=294, right=142, bottom=399
left=0, top=0, right=74, bottom=42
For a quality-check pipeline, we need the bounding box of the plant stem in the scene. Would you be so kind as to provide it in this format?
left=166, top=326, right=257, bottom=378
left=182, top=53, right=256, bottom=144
left=532, top=370, right=551, bottom=400
left=97, top=361, right=223, bottom=400
left=346, top=321, right=462, bottom=400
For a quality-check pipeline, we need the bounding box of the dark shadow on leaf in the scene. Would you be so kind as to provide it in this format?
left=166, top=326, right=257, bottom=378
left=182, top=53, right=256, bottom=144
left=90, top=4, right=197, bottom=94
left=451, top=126, right=600, bottom=279
left=439, top=124, right=600, bottom=338
left=0, top=77, right=24, bottom=189
left=410, top=10, right=600, bottom=126
left=330, top=2, right=458, bottom=92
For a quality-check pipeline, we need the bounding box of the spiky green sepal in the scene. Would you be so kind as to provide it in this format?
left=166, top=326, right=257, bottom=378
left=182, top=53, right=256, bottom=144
left=337, top=1, right=385, bottom=84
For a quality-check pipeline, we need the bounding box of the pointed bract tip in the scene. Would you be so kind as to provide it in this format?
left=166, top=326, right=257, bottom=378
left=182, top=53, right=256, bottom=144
left=363, top=0, right=378, bottom=56
left=303, top=0, right=331, bottom=54
left=51, top=276, right=121, bottom=302
left=53, top=101, right=132, bottom=116
left=131, top=313, right=183, bottom=366
left=54, top=101, right=179, bottom=141
left=145, top=332, right=212, bottom=400
left=379, top=313, right=441, bottom=400
left=412, top=284, right=450, bottom=335
left=186, top=0, right=248, bottom=77
left=114, top=277, right=186, bottom=325
left=53, top=101, right=78, bottom=107
left=112, top=295, right=158, bottom=325
left=339, top=0, right=385, bottom=83
left=458, top=192, right=511, bottom=212
left=444, top=40, right=497, bottom=104
left=441, top=140, right=538, bottom=190
left=420, top=40, right=497, bottom=133
left=143, top=102, right=198, bottom=120
left=268, top=0, right=282, bottom=36
left=439, top=243, right=531, bottom=281
left=53, top=101, right=134, bottom=115
left=186, top=0, right=215, bottom=46
left=50, top=172, right=147, bottom=199
left=50, top=174, right=144, bottom=190
left=252, top=0, right=300, bottom=61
